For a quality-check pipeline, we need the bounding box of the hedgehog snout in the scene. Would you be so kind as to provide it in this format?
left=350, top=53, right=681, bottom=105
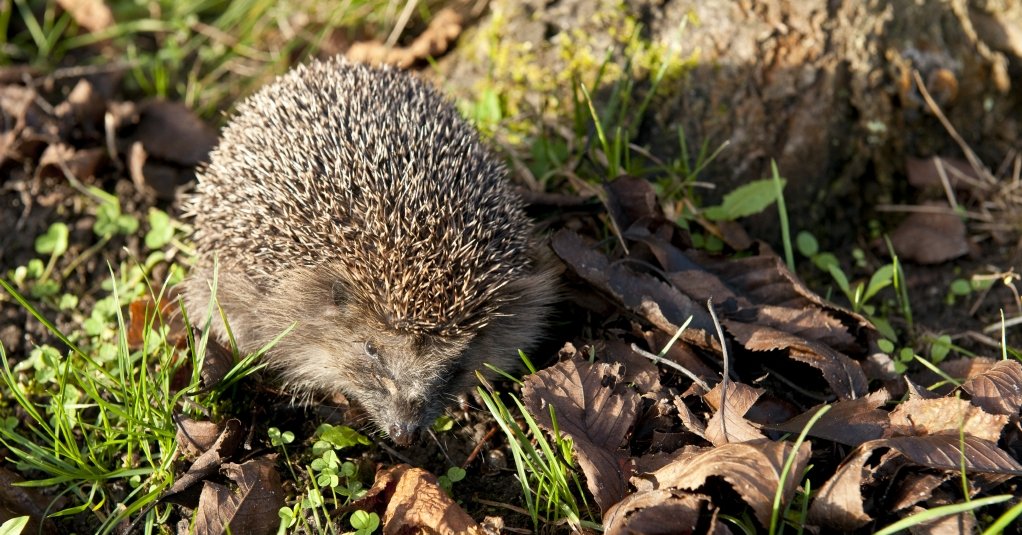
left=376, top=394, right=436, bottom=446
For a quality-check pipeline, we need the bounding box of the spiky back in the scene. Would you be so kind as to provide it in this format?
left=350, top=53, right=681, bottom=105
left=188, top=58, right=532, bottom=336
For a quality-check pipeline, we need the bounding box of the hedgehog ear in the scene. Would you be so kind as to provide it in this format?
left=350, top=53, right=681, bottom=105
left=331, top=280, right=350, bottom=307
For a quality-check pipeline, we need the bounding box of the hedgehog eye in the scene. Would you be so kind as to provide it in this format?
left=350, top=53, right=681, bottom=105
left=363, top=341, right=381, bottom=360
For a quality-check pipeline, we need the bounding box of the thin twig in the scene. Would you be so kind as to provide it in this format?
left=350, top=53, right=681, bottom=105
left=707, top=297, right=730, bottom=442
left=461, top=426, right=498, bottom=469
left=630, top=343, right=710, bottom=391
left=913, top=69, right=994, bottom=185
left=384, top=0, right=419, bottom=49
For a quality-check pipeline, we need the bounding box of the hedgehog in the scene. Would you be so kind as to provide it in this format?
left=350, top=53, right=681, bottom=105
left=181, top=57, right=557, bottom=445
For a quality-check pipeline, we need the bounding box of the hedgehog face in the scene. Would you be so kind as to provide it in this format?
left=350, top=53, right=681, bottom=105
left=334, top=328, right=469, bottom=445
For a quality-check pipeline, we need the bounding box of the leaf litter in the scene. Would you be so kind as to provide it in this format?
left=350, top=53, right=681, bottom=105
left=541, top=176, right=1022, bottom=532
left=1, top=17, right=1021, bottom=534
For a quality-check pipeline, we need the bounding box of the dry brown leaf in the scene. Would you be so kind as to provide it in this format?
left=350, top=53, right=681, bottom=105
left=131, top=100, right=217, bottom=166
left=175, top=416, right=227, bottom=458
left=604, top=175, right=664, bottom=231
left=879, top=435, right=1022, bottom=474
left=163, top=418, right=243, bottom=505
left=809, top=434, right=1022, bottom=529
left=674, top=396, right=707, bottom=439
left=195, top=456, right=284, bottom=535
left=723, top=320, right=868, bottom=399
left=552, top=229, right=717, bottom=348
left=889, top=210, right=969, bottom=264
left=704, top=381, right=765, bottom=445
left=889, top=472, right=950, bottom=512
left=961, top=359, right=1022, bottom=416
left=346, top=464, right=482, bottom=534
left=347, top=8, right=463, bottom=68
left=127, top=292, right=188, bottom=350
left=37, top=144, right=104, bottom=181
left=906, top=156, right=978, bottom=190
left=686, top=244, right=873, bottom=332
left=807, top=445, right=873, bottom=529
left=888, top=397, right=1008, bottom=442
left=523, top=358, right=640, bottom=513
left=56, top=0, right=114, bottom=32
left=770, top=389, right=890, bottom=447
left=603, top=339, right=662, bottom=394
left=383, top=465, right=482, bottom=535
left=639, top=439, right=810, bottom=527
left=602, top=490, right=731, bottom=535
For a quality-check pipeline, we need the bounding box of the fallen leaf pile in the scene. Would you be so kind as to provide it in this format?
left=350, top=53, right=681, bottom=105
left=0, top=72, right=216, bottom=202
left=529, top=176, right=1022, bottom=532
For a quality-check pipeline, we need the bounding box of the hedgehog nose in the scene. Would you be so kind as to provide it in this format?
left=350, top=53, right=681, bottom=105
left=388, top=423, right=416, bottom=446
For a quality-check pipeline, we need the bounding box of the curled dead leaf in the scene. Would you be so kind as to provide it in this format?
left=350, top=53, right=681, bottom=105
left=961, top=359, right=1022, bottom=416
left=603, top=489, right=730, bottom=535
left=523, top=358, right=640, bottom=514
left=809, top=434, right=1022, bottom=529
left=770, top=390, right=890, bottom=447
left=888, top=397, right=1008, bottom=442
left=347, top=464, right=482, bottom=535
left=195, top=456, right=284, bottom=535
left=636, top=439, right=810, bottom=527
left=889, top=210, right=969, bottom=264
left=703, top=381, right=765, bottom=446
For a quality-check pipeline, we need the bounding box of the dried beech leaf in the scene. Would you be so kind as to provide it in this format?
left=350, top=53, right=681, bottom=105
left=723, top=320, right=868, bottom=399
left=674, top=396, right=707, bottom=439
left=383, top=465, right=483, bottom=534
left=704, top=382, right=765, bottom=445
left=604, top=175, right=663, bottom=231
left=643, top=439, right=810, bottom=527
left=879, top=435, right=1022, bottom=474
left=603, top=490, right=730, bottom=535
left=889, top=211, right=969, bottom=264
left=175, top=416, right=227, bottom=458
left=604, top=339, right=661, bottom=393
left=904, top=505, right=977, bottom=534
left=132, top=100, right=217, bottom=166
left=552, top=229, right=717, bottom=347
left=523, top=358, right=640, bottom=513
left=770, top=390, right=890, bottom=447
left=889, top=472, right=950, bottom=512
left=686, top=244, right=872, bottom=330
left=807, top=445, right=873, bottom=529
left=163, top=418, right=243, bottom=504
left=888, top=397, right=1008, bottom=442
left=195, top=456, right=284, bottom=535
left=127, top=292, right=187, bottom=350
left=961, top=359, right=1022, bottom=416
left=810, top=434, right=1022, bottom=530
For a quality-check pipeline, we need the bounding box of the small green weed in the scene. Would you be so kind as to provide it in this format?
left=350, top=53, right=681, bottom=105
left=273, top=423, right=373, bottom=534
